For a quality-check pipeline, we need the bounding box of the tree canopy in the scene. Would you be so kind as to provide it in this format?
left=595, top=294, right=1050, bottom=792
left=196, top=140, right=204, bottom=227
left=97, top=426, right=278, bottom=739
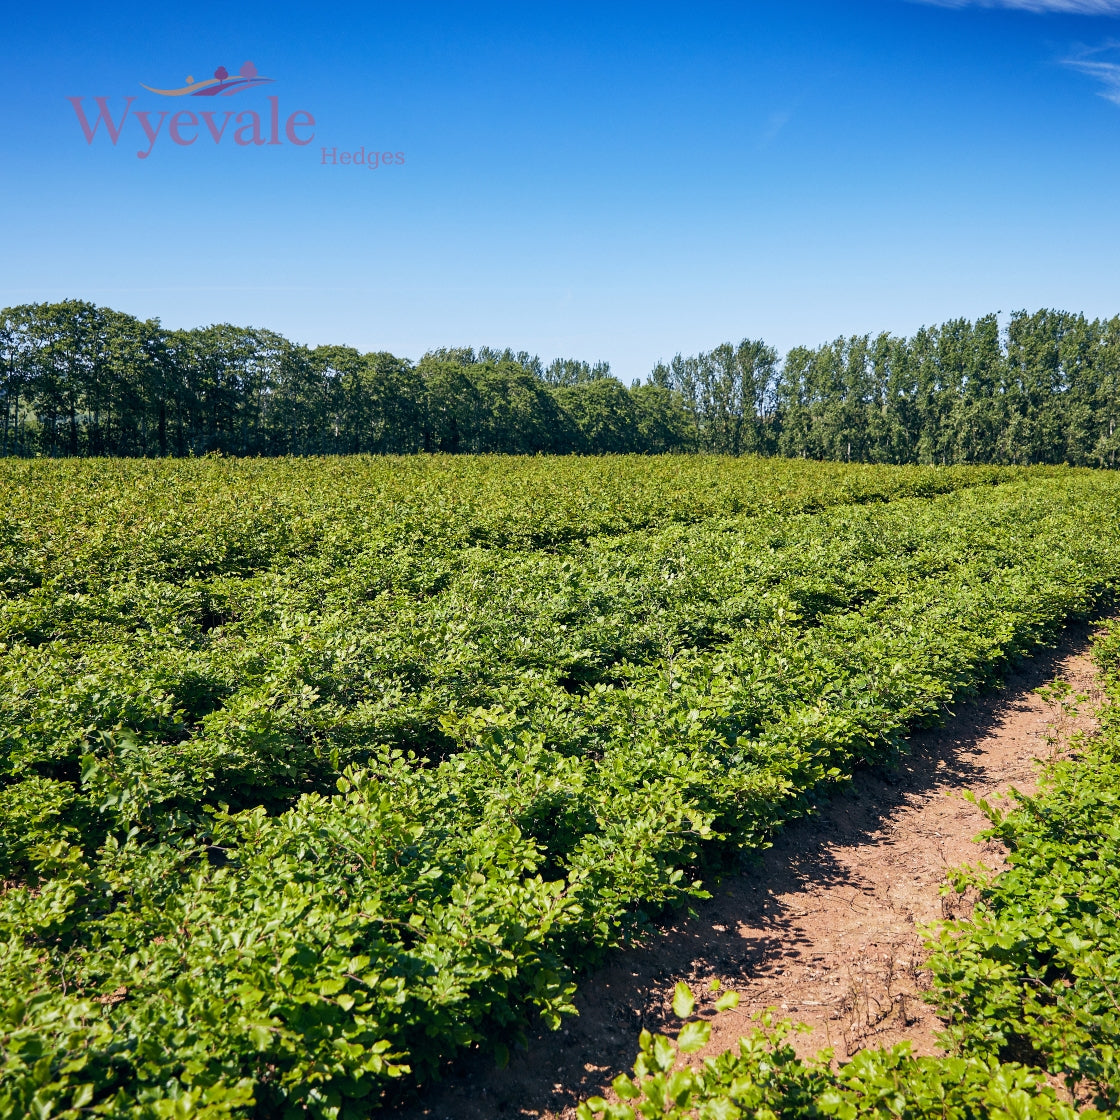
left=2, top=301, right=1117, bottom=464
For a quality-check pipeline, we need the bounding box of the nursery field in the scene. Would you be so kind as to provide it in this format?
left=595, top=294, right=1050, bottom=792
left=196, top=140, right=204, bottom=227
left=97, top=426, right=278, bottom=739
left=4, top=455, right=1120, bottom=1119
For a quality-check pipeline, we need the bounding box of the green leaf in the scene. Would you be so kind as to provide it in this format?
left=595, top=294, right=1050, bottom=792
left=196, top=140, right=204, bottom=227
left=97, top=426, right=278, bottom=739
left=677, top=1019, right=712, bottom=1053
left=714, top=991, right=740, bottom=1012
left=613, top=1073, right=640, bottom=1099
left=672, top=981, right=696, bottom=1020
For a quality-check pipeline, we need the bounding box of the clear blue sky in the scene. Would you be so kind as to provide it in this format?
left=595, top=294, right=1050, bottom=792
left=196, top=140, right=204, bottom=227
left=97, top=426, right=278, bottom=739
left=5, top=0, right=1120, bottom=380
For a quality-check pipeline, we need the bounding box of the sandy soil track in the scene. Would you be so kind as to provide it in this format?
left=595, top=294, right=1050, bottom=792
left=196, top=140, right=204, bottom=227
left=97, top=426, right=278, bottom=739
left=394, top=622, right=1105, bottom=1119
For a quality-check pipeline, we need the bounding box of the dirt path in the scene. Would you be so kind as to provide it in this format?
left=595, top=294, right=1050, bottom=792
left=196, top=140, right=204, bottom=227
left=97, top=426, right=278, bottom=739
left=393, top=623, right=1105, bottom=1119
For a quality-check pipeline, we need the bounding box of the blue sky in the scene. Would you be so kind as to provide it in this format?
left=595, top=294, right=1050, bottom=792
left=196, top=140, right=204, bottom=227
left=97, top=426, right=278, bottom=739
left=5, top=0, right=1120, bottom=379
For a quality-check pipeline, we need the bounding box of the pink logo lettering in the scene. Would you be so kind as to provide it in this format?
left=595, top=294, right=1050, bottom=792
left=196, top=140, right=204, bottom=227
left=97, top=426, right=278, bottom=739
left=133, top=110, right=169, bottom=159
left=68, top=96, right=134, bottom=145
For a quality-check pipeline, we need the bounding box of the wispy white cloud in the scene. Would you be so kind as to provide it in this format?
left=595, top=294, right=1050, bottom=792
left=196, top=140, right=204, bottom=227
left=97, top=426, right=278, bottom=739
left=916, top=1, right=1120, bottom=103
left=1064, top=41, right=1120, bottom=101
left=914, top=0, right=1120, bottom=13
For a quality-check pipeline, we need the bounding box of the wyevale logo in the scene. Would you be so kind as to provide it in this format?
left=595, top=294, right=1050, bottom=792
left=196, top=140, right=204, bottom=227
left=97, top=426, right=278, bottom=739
left=69, top=61, right=316, bottom=160
left=70, top=61, right=404, bottom=168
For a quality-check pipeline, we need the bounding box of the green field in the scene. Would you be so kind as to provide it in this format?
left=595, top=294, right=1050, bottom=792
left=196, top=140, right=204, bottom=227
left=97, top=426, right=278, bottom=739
left=4, top=456, right=1120, bottom=1118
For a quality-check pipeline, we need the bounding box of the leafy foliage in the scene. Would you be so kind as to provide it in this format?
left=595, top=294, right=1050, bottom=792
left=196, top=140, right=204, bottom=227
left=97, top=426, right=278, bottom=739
left=578, top=1005, right=1082, bottom=1120
left=925, top=622, right=1120, bottom=1109
left=3, top=457, right=1120, bottom=1116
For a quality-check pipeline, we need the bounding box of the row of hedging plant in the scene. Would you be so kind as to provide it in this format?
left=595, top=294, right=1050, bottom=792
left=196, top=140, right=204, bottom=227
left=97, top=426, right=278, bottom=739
left=578, top=986, right=1086, bottom=1120
left=926, top=620, right=1120, bottom=1107
left=0, top=455, right=1036, bottom=575
left=577, top=624, right=1120, bottom=1118
left=0, top=457, right=1043, bottom=858
left=2, top=461, right=1120, bottom=1116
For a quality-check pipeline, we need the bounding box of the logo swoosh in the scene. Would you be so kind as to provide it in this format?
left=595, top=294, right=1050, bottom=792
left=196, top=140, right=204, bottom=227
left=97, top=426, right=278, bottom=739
left=140, top=78, right=220, bottom=96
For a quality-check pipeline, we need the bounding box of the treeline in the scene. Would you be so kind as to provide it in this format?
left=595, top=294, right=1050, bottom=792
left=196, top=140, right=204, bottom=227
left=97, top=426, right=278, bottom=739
left=2, top=301, right=1119, bottom=464
left=0, top=302, right=687, bottom=457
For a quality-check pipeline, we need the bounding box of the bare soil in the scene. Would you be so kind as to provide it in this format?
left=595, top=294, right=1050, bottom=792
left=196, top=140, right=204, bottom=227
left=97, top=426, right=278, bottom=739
left=393, top=623, right=1105, bottom=1119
